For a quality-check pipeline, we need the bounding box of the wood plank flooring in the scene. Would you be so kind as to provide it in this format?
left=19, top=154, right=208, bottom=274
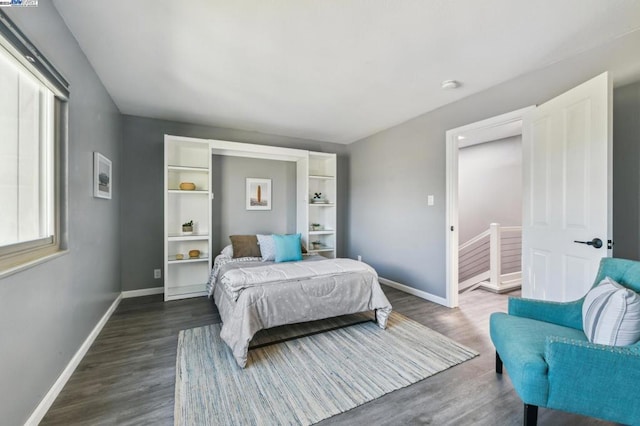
left=41, top=287, right=615, bottom=425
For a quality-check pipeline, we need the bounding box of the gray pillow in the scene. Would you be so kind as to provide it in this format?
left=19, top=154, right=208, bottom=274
left=582, top=277, right=640, bottom=346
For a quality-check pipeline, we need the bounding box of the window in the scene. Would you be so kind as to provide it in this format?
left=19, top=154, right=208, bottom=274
left=0, top=11, right=68, bottom=273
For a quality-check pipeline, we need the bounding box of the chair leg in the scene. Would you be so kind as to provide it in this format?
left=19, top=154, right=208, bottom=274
left=496, top=351, right=503, bottom=374
left=524, top=404, right=538, bottom=426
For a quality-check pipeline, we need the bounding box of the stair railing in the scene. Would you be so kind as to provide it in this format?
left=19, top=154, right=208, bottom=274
left=459, top=223, right=522, bottom=293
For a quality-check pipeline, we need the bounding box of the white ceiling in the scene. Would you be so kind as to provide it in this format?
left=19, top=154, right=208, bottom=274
left=52, top=0, right=640, bottom=144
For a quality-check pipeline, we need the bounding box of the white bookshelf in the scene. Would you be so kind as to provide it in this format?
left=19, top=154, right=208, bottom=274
left=164, top=136, right=212, bottom=301
left=303, top=152, right=337, bottom=258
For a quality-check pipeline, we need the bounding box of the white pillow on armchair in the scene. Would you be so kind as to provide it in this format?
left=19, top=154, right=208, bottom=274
left=582, top=276, right=640, bottom=346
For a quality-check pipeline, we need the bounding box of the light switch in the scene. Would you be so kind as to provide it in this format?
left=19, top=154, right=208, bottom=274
left=427, top=195, right=434, bottom=206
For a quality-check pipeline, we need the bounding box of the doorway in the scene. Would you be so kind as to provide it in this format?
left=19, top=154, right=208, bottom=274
left=458, top=129, right=523, bottom=294
left=446, top=73, right=612, bottom=308
left=445, top=107, right=534, bottom=308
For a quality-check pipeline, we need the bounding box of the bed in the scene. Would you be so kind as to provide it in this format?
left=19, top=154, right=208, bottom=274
left=206, top=250, right=392, bottom=368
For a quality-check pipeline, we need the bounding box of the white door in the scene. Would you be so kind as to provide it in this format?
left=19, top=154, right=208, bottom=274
left=522, top=72, right=612, bottom=302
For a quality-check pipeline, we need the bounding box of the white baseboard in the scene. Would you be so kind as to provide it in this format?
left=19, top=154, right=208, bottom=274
left=379, top=277, right=449, bottom=307
left=25, top=294, right=122, bottom=426
left=121, top=287, right=164, bottom=298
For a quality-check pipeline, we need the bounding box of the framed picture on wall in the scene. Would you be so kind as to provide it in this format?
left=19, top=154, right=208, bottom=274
left=246, top=178, right=271, bottom=210
left=94, top=152, right=112, bottom=199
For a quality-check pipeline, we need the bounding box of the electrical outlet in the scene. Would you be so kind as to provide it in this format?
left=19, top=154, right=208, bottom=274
left=357, top=255, right=362, bottom=262
left=427, top=195, right=434, bottom=206
left=154, top=269, right=161, bottom=279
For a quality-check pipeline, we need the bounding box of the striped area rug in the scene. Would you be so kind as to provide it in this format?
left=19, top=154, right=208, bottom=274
left=175, top=312, right=477, bottom=425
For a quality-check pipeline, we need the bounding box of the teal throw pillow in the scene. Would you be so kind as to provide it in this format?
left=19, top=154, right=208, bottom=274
left=273, top=233, right=303, bottom=263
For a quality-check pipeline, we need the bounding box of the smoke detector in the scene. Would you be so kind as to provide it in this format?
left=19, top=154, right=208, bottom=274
left=441, top=80, right=460, bottom=90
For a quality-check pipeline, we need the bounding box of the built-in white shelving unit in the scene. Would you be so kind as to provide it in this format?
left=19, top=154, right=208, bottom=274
left=304, top=152, right=337, bottom=259
left=164, top=136, right=212, bottom=301
left=164, top=136, right=337, bottom=301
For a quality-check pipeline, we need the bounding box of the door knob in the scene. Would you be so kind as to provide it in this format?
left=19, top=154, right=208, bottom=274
left=573, top=238, right=603, bottom=249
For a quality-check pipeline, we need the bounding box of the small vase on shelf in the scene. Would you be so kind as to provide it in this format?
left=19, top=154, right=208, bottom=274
left=182, top=220, right=193, bottom=235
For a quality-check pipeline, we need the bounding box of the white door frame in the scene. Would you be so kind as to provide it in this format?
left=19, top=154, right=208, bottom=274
left=445, top=106, right=535, bottom=308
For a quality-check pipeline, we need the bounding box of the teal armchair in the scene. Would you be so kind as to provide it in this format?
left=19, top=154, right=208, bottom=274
left=490, top=258, right=640, bottom=425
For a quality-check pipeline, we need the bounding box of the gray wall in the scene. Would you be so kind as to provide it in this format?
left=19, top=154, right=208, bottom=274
left=0, top=4, right=122, bottom=425
left=613, top=81, right=640, bottom=260
left=211, top=156, right=296, bottom=255
left=458, top=136, right=522, bottom=243
left=120, top=115, right=348, bottom=291
left=348, top=30, right=640, bottom=299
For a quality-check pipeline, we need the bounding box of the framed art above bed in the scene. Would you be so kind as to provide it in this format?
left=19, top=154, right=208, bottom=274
left=246, top=178, right=271, bottom=210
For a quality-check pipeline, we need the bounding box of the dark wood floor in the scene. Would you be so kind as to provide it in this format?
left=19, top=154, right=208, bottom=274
left=41, top=287, right=614, bottom=425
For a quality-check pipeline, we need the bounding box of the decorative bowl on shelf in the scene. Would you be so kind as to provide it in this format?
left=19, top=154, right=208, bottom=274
left=188, top=249, right=201, bottom=258
left=175, top=254, right=184, bottom=260
left=179, top=182, right=196, bottom=190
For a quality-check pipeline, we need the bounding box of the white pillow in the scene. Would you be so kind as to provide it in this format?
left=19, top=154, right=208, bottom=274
left=221, top=245, right=233, bottom=258
left=256, top=234, right=276, bottom=262
left=582, top=276, right=640, bottom=346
